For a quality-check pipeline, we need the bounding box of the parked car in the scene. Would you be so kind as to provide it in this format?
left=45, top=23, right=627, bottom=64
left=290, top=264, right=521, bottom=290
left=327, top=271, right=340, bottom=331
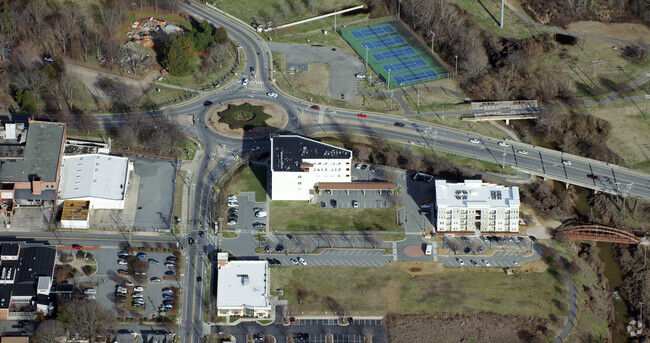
left=117, top=259, right=127, bottom=265
left=164, top=261, right=175, bottom=267
left=290, top=258, right=299, bottom=265
left=352, top=200, right=359, bottom=208
left=275, top=244, right=284, bottom=252
left=252, top=222, right=266, bottom=229
left=272, top=258, right=281, bottom=265
left=297, top=257, right=306, bottom=265
left=123, top=280, right=135, bottom=287
left=132, top=293, right=144, bottom=298
left=148, top=258, right=159, bottom=264
left=355, top=73, right=365, bottom=79
left=188, top=238, right=195, bottom=246
left=470, top=260, right=478, bottom=267
left=227, top=220, right=237, bottom=226
left=227, top=202, right=239, bottom=207
left=255, top=210, right=267, bottom=218
left=117, top=251, right=128, bottom=258
left=330, top=199, right=337, bottom=208
left=165, top=271, right=176, bottom=277
left=320, top=202, right=326, bottom=208
left=150, top=277, right=162, bottom=282
left=482, top=259, right=491, bottom=267
left=199, top=231, right=205, bottom=237
left=163, top=294, right=174, bottom=300
left=84, top=294, right=96, bottom=299
left=134, top=286, right=144, bottom=292
left=456, top=258, right=464, bottom=266
left=137, top=252, right=147, bottom=258
left=227, top=195, right=237, bottom=201
left=197, top=276, right=202, bottom=282
left=117, top=269, right=128, bottom=274
left=72, top=244, right=83, bottom=250
left=529, top=236, right=538, bottom=242
left=83, top=288, right=96, bottom=295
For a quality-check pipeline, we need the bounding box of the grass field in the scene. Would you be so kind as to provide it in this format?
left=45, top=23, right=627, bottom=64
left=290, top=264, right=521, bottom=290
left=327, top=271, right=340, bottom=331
left=447, top=0, right=533, bottom=39
left=217, top=103, right=272, bottom=130
left=583, top=101, right=650, bottom=172
left=224, top=164, right=268, bottom=202
left=173, top=171, right=187, bottom=224
left=270, top=201, right=402, bottom=231
left=410, top=146, right=517, bottom=175
left=271, top=264, right=568, bottom=321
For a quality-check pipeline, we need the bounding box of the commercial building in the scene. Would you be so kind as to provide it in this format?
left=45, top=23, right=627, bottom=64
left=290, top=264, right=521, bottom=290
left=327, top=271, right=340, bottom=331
left=270, top=135, right=352, bottom=201
left=216, top=253, right=271, bottom=318
left=435, top=180, right=520, bottom=233
left=0, top=242, right=56, bottom=320
left=57, top=153, right=133, bottom=210
left=0, top=121, right=66, bottom=211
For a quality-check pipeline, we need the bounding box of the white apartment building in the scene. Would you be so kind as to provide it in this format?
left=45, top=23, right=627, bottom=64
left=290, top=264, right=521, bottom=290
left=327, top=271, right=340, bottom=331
left=270, top=135, right=352, bottom=200
left=435, top=180, right=520, bottom=233
left=216, top=253, right=271, bottom=318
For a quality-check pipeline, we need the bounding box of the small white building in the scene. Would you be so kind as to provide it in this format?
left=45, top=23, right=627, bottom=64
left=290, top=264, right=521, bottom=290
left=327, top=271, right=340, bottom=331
left=57, top=154, right=133, bottom=210
left=216, top=253, right=271, bottom=318
left=435, top=180, right=520, bottom=233
left=271, top=135, right=352, bottom=200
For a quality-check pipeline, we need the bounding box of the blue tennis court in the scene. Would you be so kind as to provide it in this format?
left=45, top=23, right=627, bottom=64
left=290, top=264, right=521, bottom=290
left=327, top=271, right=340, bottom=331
left=371, top=46, right=417, bottom=62
left=360, top=35, right=406, bottom=51
left=349, top=23, right=396, bottom=40
left=393, top=69, right=440, bottom=86
left=381, top=58, right=429, bottom=73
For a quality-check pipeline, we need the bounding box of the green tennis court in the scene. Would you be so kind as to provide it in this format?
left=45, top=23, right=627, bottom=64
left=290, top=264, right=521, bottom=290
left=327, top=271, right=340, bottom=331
left=340, top=21, right=449, bottom=89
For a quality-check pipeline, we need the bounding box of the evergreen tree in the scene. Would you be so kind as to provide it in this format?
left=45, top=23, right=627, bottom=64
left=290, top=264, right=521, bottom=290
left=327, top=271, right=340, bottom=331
left=162, top=35, right=193, bottom=75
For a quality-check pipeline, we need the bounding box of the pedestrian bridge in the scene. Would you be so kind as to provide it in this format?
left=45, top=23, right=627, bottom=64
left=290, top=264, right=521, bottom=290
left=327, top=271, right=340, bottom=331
left=555, top=225, right=647, bottom=245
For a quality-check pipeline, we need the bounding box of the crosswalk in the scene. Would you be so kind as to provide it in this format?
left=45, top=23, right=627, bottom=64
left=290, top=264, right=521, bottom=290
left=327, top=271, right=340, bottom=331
left=210, top=152, right=238, bottom=161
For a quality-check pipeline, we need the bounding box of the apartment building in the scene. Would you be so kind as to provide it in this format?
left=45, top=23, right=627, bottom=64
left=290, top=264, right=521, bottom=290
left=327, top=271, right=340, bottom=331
left=215, top=253, right=271, bottom=318
left=270, top=135, right=352, bottom=200
left=435, top=180, right=520, bottom=233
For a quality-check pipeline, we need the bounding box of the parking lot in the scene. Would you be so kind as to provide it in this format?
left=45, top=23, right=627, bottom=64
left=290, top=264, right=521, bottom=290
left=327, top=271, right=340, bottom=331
left=262, top=248, right=391, bottom=267
left=81, top=248, right=181, bottom=318
left=227, top=192, right=267, bottom=231
left=315, top=189, right=393, bottom=209
left=436, top=234, right=541, bottom=268
left=132, top=157, right=177, bottom=232
left=264, top=234, right=391, bottom=255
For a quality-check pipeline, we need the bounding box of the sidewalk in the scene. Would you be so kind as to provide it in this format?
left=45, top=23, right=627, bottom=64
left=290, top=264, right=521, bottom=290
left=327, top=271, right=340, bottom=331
left=179, top=145, right=205, bottom=237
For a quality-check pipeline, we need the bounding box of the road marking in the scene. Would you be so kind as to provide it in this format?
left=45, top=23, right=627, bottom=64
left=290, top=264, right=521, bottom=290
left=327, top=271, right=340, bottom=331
left=189, top=253, right=198, bottom=343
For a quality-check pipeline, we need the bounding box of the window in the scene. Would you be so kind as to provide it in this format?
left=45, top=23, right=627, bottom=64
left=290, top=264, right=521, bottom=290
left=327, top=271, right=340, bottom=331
left=298, top=176, right=302, bottom=179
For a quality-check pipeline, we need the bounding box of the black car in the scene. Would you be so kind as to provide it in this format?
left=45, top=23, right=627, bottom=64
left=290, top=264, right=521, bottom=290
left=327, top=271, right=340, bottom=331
left=19, top=320, right=30, bottom=326
left=464, top=247, right=472, bottom=254
left=286, top=234, right=294, bottom=240
left=275, top=244, right=284, bottom=252
left=198, top=231, right=205, bottom=237
left=166, top=256, right=177, bottom=262
left=394, top=122, right=405, bottom=127
left=264, top=245, right=270, bottom=253
left=330, top=199, right=337, bottom=208
left=272, top=258, right=281, bottom=265
left=188, top=238, right=195, bottom=246
left=266, top=258, right=274, bottom=265
left=253, top=222, right=266, bottom=228
left=530, top=236, right=538, bottom=242
left=203, top=100, right=213, bottom=107
left=197, top=276, right=202, bottom=282
left=320, top=201, right=326, bottom=208
left=360, top=164, right=368, bottom=170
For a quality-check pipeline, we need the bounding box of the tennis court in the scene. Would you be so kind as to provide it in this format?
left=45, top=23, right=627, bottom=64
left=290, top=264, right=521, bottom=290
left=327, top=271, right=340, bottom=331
left=349, top=23, right=396, bottom=40
left=340, top=21, right=448, bottom=89
left=360, top=35, right=406, bottom=51
left=393, top=69, right=440, bottom=86
left=371, top=46, right=417, bottom=63
left=381, top=58, right=429, bottom=73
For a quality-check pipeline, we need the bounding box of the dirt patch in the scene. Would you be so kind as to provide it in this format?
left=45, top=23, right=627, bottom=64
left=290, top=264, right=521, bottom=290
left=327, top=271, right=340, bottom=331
left=379, top=278, right=401, bottom=313
left=403, top=245, right=425, bottom=258
left=205, top=99, right=288, bottom=139
left=566, top=21, right=650, bottom=46
left=384, top=313, right=550, bottom=343
left=396, top=261, right=445, bottom=276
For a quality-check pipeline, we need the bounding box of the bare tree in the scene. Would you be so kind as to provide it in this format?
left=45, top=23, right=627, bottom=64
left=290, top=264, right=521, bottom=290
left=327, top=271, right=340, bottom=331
left=26, top=0, right=51, bottom=37
left=33, top=320, right=66, bottom=343
left=59, top=75, right=80, bottom=110
left=279, top=2, right=291, bottom=19
left=290, top=0, right=305, bottom=16
left=307, top=0, right=319, bottom=12
left=95, top=5, right=124, bottom=37
left=134, top=260, right=150, bottom=275
left=76, top=114, right=100, bottom=137
left=60, top=299, right=116, bottom=341
left=0, top=34, right=12, bottom=61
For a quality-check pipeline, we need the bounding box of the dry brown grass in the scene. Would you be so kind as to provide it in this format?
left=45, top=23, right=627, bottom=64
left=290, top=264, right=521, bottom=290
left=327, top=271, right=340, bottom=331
left=566, top=21, right=650, bottom=45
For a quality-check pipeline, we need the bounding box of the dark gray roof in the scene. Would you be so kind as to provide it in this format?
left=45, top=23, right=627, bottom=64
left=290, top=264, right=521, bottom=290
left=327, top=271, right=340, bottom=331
left=0, top=121, right=65, bottom=182
left=271, top=135, right=351, bottom=172
left=1, top=243, right=19, bottom=256
left=55, top=283, right=74, bottom=293
left=14, top=189, right=56, bottom=200
left=0, top=285, right=12, bottom=308
left=15, top=246, right=56, bottom=283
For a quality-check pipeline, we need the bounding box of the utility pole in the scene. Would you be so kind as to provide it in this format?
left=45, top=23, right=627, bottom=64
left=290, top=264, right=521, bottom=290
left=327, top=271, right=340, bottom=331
left=454, top=55, right=458, bottom=77
left=365, top=46, right=369, bottom=81
left=430, top=31, right=434, bottom=56
left=500, top=0, right=504, bottom=28
left=334, top=13, right=336, bottom=30
left=397, top=0, right=401, bottom=19
left=387, top=68, right=391, bottom=91
left=416, top=88, right=420, bottom=112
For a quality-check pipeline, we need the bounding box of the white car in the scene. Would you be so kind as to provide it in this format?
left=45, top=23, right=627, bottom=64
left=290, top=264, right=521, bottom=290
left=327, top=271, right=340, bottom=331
left=513, top=261, right=521, bottom=267
left=134, top=286, right=144, bottom=292
left=227, top=202, right=239, bottom=207
left=498, top=141, right=509, bottom=147
left=83, top=288, right=96, bottom=295
left=470, top=260, right=478, bottom=267
left=562, top=160, right=572, bottom=166
left=469, top=138, right=480, bottom=144
left=482, top=259, right=491, bottom=267
left=84, top=294, right=96, bottom=300
left=517, top=150, right=528, bottom=155
left=227, top=195, right=237, bottom=201
left=132, top=293, right=144, bottom=298
left=290, top=258, right=300, bottom=265
left=123, top=280, right=135, bottom=287
left=266, top=92, right=278, bottom=98
left=355, top=73, right=366, bottom=79
left=227, top=220, right=237, bottom=226
left=297, top=257, right=306, bottom=265
left=255, top=211, right=267, bottom=218
left=456, top=258, right=464, bottom=266
left=352, top=201, right=359, bottom=208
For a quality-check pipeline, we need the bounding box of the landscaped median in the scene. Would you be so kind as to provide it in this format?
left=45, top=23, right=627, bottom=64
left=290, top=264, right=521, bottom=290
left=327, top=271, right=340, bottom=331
left=269, top=201, right=403, bottom=232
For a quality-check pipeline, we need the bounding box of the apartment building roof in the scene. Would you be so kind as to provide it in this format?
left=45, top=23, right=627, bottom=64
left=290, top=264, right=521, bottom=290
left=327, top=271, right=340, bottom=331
left=317, top=182, right=395, bottom=190
left=435, top=179, right=520, bottom=209
left=271, top=135, right=351, bottom=172
left=0, top=121, right=65, bottom=183
left=0, top=243, right=56, bottom=309
left=217, top=260, right=270, bottom=310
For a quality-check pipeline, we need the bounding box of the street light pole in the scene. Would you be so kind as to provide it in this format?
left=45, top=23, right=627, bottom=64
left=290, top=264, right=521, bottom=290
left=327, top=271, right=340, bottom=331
left=454, top=55, right=458, bottom=77
left=430, top=31, right=435, bottom=56
left=500, top=0, right=504, bottom=28
left=387, top=68, right=391, bottom=91
left=397, top=0, right=401, bottom=19
left=365, top=46, right=369, bottom=81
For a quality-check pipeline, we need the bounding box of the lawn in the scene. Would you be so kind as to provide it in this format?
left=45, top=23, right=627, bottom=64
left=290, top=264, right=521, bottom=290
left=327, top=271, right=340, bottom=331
left=224, top=164, right=268, bottom=202
left=446, top=0, right=533, bottom=39
left=582, top=101, right=650, bottom=172
left=410, top=146, right=517, bottom=175
left=177, top=139, right=199, bottom=160
left=270, top=201, right=402, bottom=231
left=217, top=103, right=272, bottom=130
left=173, top=171, right=187, bottom=225
left=271, top=264, right=567, bottom=321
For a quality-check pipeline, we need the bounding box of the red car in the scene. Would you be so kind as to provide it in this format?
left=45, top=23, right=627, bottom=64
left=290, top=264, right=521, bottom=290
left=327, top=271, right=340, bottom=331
left=72, top=244, right=83, bottom=250
left=356, top=113, right=367, bottom=118
left=587, top=174, right=598, bottom=180
left=117, top=269, right=128, bottom=275
left=290, top=316, right=296, bottom=324
left=310, top=105, right=320, bottom=110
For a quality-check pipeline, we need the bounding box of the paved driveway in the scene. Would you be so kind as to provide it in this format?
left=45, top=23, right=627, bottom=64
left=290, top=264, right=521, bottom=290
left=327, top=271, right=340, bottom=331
left=133, top=157, right=177, bottom=232
left=269, top=43, right=364, bottom=103
left=262, top=248, right=391, bottom=267
left=227, top=192, right=266, bottom=232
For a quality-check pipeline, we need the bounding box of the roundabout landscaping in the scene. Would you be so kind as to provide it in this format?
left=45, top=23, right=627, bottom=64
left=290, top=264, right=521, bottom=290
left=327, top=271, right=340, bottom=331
left=205, top=99, right=288, bottom=139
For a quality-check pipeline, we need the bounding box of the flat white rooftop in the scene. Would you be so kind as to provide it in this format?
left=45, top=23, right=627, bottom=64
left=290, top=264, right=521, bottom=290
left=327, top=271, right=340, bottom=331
left=58, top=154, right=129, bottom=201
left=217, top=260, right=270, bottom=309
left=435, top=179, right=519, bottom=208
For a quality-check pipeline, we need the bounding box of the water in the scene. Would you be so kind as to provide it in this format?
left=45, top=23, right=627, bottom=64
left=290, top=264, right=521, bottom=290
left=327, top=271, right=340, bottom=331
left=597, top=242, right=630, bottom=343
